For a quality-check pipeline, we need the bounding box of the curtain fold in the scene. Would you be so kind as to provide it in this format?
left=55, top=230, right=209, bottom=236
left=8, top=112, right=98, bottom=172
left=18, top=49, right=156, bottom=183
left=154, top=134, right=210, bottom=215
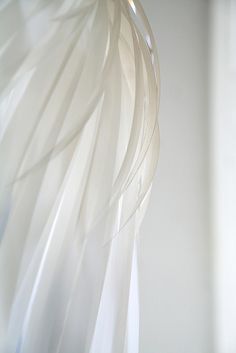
left=0, top=1, right=159, bottom=352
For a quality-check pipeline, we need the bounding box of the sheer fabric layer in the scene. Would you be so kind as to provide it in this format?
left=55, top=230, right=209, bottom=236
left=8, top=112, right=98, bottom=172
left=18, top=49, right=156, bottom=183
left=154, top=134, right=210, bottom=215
left=0, top=0, right=159, bottom=352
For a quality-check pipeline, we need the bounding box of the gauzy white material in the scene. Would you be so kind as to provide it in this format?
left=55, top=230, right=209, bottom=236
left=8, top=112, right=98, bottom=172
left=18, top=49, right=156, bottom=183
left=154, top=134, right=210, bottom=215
left=0, top=0, right=159, bottom=352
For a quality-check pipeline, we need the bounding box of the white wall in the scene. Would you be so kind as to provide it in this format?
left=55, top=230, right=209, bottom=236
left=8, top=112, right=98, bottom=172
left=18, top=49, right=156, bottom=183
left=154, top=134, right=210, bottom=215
left=139, top=1, right=213, bottom=352
left=210, top=1, right=236, bottom=352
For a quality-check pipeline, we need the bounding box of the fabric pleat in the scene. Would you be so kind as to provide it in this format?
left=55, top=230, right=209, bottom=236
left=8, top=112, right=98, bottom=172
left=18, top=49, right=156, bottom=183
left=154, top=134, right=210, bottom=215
left=0, top=0, right=160, bottom=352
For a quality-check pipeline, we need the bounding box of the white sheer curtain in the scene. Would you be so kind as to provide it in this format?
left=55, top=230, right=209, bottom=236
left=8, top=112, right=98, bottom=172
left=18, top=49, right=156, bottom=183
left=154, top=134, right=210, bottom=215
left=0, top=1, right=159, bottom=352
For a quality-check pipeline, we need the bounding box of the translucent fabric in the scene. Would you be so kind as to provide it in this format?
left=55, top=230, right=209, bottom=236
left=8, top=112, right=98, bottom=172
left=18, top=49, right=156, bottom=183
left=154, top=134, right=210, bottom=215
left=0, top=0, right=159, bottom=352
